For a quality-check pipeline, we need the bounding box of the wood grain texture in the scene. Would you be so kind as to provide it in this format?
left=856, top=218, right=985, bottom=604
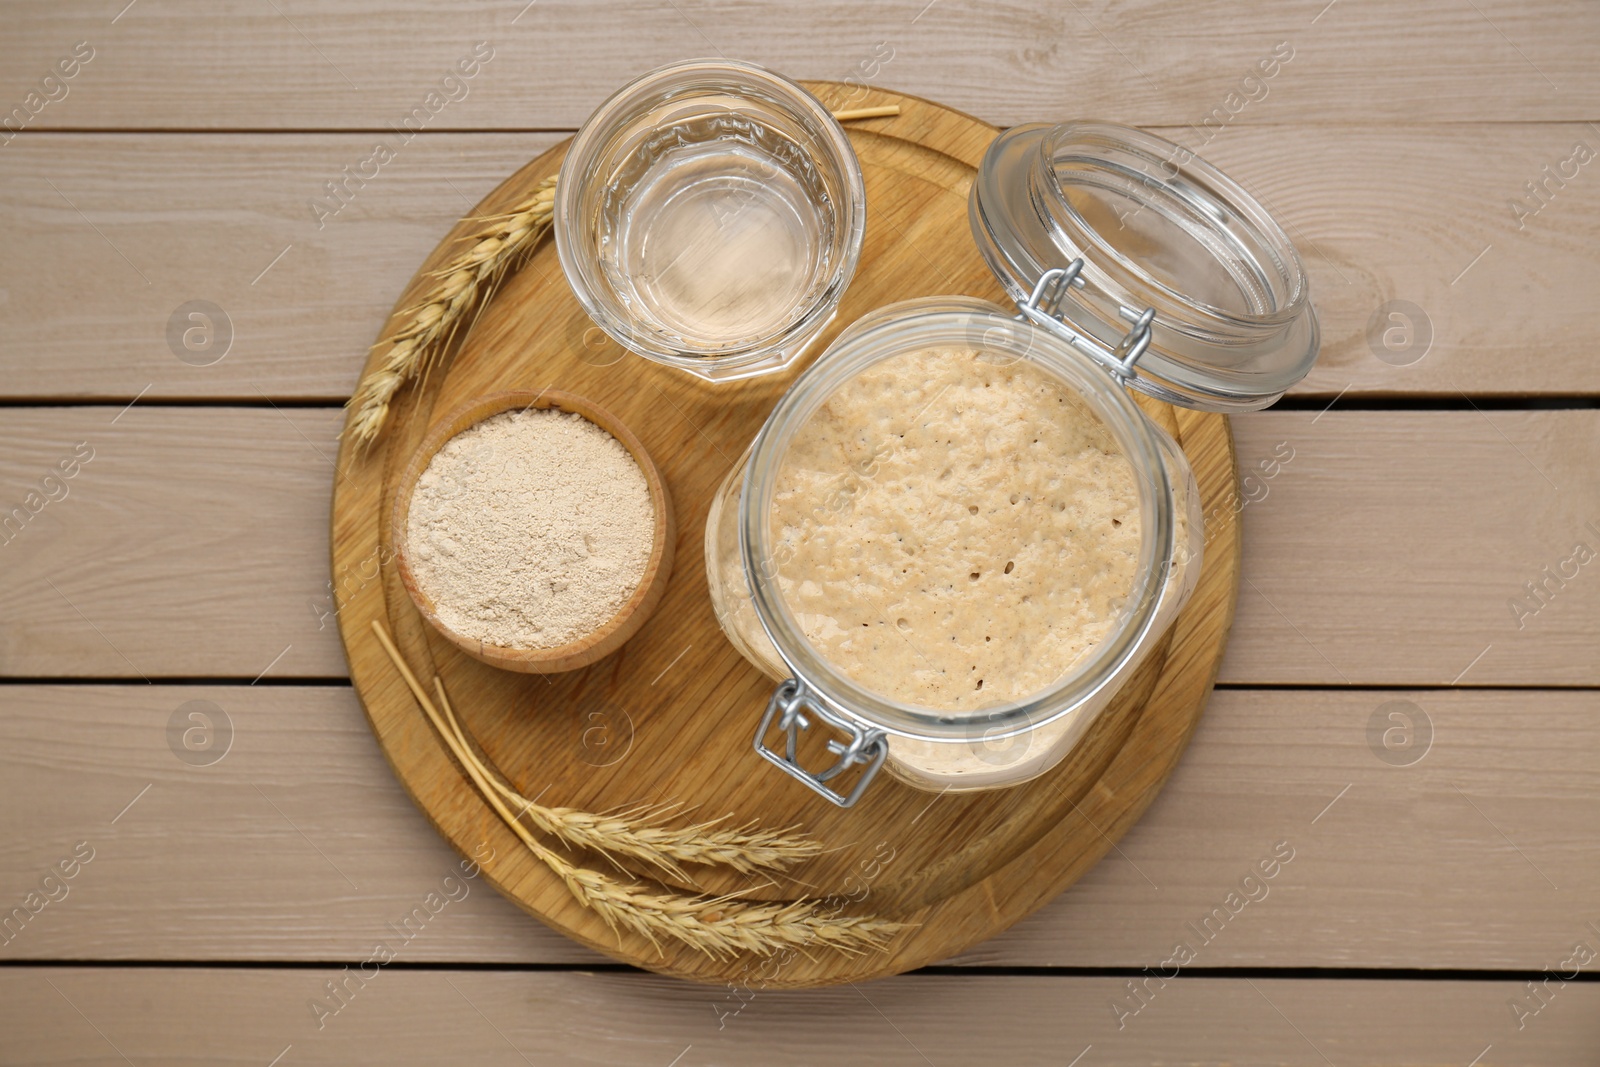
left=2, top=409, right=1594, bottom=685
left=3, top=0, right=1595, bottom=128
left=5, top=124, right=1599, bottom=400
left=2, top=685, right=1594, bottom=970
left=0, top=407, right=337, bottom=681
left=3, top=968, right=1596, bottom=1065
left=0, top=133, right=564, bottom=401
left=0, top=0, right=1593, bottom=1059
left=327, top=84, right=1238, bottom=986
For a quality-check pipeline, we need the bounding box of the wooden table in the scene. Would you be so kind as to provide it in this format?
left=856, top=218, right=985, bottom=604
left=2, top=2, right=1597, bottom=1062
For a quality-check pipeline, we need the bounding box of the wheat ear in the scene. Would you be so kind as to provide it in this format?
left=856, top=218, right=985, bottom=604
left=344, top=177, right=557, bottom=449
left=370, top=621, right=901, bottom=958
left=430, top=676, right=820, bottom=880
left=542, top=850, right=898, bottom=958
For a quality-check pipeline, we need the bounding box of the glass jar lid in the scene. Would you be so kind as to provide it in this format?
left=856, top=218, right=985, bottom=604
left=970, top=121, right=1319, bottom=412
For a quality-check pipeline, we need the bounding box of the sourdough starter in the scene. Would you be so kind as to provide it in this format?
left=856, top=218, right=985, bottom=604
left=770, top=346, right=1141, bottom=712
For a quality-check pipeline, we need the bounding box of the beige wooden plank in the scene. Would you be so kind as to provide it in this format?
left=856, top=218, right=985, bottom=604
left=0, top=408, right=340, bottom=680
left=3, top=1, right=1594, bottom=130
left=1226, top=409, right=1600, bottom=685
left=4, top=408, right=1596, bottom=684
left=1170, top=124, right=1600, bottom=398
left=0, top=684, right=591, bottom=966
left=1, top=685, right=1594, bottom=969
left=0, top=134, right=561, bottom=402
left=2, top=967, right=1596, bottom=1065
left=954, top=686, right=1600, bottom=969
left=4, top=126, right=1600, bottom=400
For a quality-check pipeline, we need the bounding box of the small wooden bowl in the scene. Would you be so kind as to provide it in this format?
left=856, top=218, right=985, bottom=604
left=391, top=390, right=675, bottom=674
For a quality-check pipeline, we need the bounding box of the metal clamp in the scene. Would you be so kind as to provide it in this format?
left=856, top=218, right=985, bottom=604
left=1015, top=260, right=1157, bottom=384
left=754, top=679, right=888, bottom=808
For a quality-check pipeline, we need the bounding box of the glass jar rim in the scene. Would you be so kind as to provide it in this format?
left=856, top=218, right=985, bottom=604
left=1040, top=121, right=1310, bottom=329
left=738, top=297, right=1180, bottom=742
left=553, top=58, right=866, bottom=375
left=971, top=120, right=1320, bottom=412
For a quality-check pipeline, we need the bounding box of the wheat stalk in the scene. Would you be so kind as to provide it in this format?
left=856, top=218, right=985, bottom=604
left=545, top=850, right=896, bottom=958
left=370, top=621, right=902, bottom=958
left=343, top=104, right=901, bottom=450
left=345, top=176, right=558, bottom=449
left=429, top=675, right=820, bottom=880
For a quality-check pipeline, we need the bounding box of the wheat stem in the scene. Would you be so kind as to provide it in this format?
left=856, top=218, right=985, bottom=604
left=430, top=677, right=820, bottom=879
left=369, top=621, right=901, bottom=958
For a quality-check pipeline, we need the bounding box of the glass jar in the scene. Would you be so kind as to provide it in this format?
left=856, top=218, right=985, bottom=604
left=708, top=120, right=1319, bottom=806
left=555, top=59, right=866, bottom=382
left=971, top=121, right=1318, bottom=410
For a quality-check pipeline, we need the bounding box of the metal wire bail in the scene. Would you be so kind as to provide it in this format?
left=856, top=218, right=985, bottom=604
left=754, top=679, right=888, bottom=807
left=1017, top=259, right=1158, bottom=386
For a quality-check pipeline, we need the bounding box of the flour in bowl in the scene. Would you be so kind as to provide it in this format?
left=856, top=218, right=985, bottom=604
left=406, top=408, right=655, bottom=650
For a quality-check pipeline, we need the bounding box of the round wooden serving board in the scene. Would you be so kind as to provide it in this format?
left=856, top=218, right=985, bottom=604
left=332, top=83, right=1242, bottom=988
